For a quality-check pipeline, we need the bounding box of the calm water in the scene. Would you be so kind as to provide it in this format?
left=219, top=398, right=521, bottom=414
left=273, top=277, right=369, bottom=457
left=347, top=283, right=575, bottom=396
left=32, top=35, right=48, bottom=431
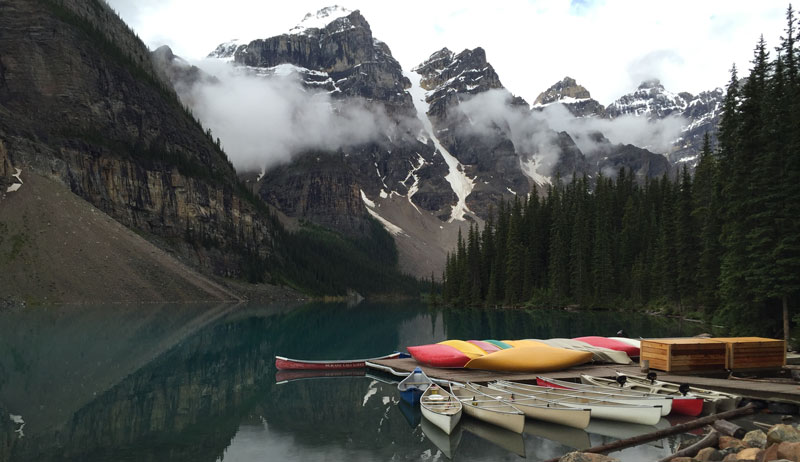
left=0, top=302, right=712, bottom=462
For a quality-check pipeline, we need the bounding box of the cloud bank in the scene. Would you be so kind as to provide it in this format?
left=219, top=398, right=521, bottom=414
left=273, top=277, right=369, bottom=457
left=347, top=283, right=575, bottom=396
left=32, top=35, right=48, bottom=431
left=184, top=60, right=394, bottom=173
left=455, top=89, right=686, bottom=176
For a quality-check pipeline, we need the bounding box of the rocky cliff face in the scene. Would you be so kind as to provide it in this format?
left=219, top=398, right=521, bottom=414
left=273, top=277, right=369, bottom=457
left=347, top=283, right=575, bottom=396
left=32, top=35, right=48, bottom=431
left=533, top=76, right=607, bottom=117
left=207, top=6, right=455, bottom=235
left=0, top=0, right=280, bottom=277
left=606, top=79, right=723, bottom=165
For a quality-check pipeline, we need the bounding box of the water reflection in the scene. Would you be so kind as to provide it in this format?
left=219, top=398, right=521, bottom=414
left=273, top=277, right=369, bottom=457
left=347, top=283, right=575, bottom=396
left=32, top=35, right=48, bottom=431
left=0, top=302, right=706, bottom=461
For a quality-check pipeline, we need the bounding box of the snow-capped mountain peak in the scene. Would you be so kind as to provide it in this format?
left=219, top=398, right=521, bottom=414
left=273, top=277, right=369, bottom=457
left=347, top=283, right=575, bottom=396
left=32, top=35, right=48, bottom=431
left=207, top=39, right=247, bottom=60
left=288, top=5, right=354, bottom=35
left=606, top=78, right=688, bottom=119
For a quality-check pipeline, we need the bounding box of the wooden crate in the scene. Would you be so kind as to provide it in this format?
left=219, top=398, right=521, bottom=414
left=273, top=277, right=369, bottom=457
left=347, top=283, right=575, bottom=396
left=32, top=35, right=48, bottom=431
left=640, top=338, right=727, bottom=372
left=713, top=337, right=786, bottom=370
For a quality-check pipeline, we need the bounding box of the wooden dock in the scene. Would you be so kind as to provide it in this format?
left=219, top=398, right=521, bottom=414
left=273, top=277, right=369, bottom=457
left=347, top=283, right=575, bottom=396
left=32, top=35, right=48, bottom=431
left=367, top=358, right=800, bottom=404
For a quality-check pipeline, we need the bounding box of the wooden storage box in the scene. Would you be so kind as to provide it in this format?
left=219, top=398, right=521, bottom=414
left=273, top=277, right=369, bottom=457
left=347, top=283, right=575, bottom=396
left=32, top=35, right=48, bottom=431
left=640, top=338, right=727, bottom=372
left=713, top=337, right=786, bottom=370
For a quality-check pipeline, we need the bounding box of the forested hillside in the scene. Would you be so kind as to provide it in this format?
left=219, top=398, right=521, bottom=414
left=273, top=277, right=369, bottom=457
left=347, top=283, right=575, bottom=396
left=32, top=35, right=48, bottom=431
left=439, top=7, right=800, bottom=339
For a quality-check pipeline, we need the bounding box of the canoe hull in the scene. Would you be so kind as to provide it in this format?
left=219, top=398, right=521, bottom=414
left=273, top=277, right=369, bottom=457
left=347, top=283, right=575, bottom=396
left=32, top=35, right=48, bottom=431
left=580, top=374, right=704, bottom=416
left=421, top=384, right=463, bottom=435
left=275, top=352, right=400, bottom=370
left=465, top=346, right=593, bottom=372
left=408, top=344, right=471, bottom=368
left=536, top=377, right=673, bottom=416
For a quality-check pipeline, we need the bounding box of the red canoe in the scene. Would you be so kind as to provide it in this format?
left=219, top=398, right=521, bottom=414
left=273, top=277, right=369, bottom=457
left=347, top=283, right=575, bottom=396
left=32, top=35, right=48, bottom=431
left=275, top=352, right=402, bottom=370
left=407, top=343, right=471, bottom=368
left=574, top=336, right=640, bottom=357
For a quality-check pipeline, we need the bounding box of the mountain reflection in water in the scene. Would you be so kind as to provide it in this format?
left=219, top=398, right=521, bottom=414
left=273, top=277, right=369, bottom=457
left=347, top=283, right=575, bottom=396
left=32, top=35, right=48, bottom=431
left=0, top=302, right=706, bottom=461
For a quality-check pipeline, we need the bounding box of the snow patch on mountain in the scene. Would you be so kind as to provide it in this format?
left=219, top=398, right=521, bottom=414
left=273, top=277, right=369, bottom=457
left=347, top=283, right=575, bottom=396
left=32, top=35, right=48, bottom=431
left=361, top=190, right=406, bottom=236
left=289, top=5, right=353, bottom=35
left=405, top=70, right=474, bottom=222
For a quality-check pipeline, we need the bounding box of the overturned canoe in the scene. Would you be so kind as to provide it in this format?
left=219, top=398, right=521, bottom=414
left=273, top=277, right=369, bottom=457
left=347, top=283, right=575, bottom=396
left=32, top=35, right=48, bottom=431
left=534, top=338, right=632, bottom=365
left=574, top=336, right=640, bottom=357
left=467, top=340, right=502, bottom=353
left=439, top=340, right=487, bottom=357
left=408, top=344, right=471, bottom=368
left=465, top=346, right=593, bottom=372
left=484, top=339, right=513, bottom=349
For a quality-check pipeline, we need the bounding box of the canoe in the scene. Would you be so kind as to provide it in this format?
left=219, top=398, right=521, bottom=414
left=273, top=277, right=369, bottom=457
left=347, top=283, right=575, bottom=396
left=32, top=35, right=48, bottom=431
left=491, top=381, right=663, bottom=425
left=438, top=340, right=487, bottom=358
left=535, top=338, right=633, bottom=365
left=484, top=339, right=513, bottom=349
left=421, top=383, right=463, bottom=435
left=275, top=352, right=402, bottom=370
left=466, top=382, right=590, bottom=429
left=449, top=382, right=525, bottom=433
left=467, top=340, right=501, bottom=353
left=535, top=376, right=673, bottom=416
left=420, top=414, right=462, bottom=458
left=618, top=372, right=740, bottom=413
left=609, top=337, right=642, bottom=349
left=502, top=339, right=549, bottom=348
left=408, top=344, right=471, bottom=368
left=461, top=416, right=526, bottom=457
left=465, top=346, right=593, bottom=372
left=275, top=368, right=365, bottom=384
left=580, top=374, right=704, bottom=416
left=574, top=336, right=640, bottom=357
left=398, top=366, right=432, bottom=404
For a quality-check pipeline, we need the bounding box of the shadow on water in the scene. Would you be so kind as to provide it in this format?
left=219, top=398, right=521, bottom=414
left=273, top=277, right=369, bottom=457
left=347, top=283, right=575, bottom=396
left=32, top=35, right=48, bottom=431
left=0, top=302, right=707, bottom=461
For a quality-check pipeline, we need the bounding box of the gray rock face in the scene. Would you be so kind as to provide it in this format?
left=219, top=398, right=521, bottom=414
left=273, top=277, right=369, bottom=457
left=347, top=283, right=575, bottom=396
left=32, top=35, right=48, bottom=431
left=606, top=79, right=724, bottom=165
left=534, top=76, right=606, bottom=118
left=0, top=0, right=280, bottom=278
left=151, top=45, right=217, bottom=92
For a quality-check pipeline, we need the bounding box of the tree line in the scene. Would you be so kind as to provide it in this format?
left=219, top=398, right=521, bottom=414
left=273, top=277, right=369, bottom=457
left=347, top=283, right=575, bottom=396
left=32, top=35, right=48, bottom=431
left=437, top=6, right=800, bottom=340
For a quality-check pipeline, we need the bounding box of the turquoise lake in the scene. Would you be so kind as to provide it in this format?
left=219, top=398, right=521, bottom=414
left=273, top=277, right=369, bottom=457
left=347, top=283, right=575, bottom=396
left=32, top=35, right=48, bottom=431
left=0, top=302, right=714, bottom=461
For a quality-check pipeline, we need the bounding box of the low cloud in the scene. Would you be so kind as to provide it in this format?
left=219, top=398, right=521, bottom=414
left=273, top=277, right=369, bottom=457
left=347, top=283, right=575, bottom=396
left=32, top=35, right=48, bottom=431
left=183, top=60, right=394, bottom=173
left=456, top=89, right=686, bottom=176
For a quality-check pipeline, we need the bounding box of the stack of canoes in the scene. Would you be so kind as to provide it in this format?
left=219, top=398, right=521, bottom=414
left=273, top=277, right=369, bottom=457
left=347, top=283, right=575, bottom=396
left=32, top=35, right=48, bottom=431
left=407, top=336, right=644, bottom=372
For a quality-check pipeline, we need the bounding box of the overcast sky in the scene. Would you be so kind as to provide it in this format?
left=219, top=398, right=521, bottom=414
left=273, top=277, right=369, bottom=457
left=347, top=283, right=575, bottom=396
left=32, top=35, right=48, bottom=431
left=106, top=0, right=787, bottom=105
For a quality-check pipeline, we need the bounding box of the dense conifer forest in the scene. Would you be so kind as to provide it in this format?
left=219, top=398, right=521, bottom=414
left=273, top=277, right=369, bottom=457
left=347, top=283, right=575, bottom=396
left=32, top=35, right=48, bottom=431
left=438, top=7, right=800, bottom=339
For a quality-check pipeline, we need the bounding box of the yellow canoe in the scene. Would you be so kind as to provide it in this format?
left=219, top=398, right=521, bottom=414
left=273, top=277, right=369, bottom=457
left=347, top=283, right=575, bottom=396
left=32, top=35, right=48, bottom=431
left=502, top=339, right=550, bottom=349
left=438, top=340, right=487, bottom=359
left=465, top=346, right=593, bottom=372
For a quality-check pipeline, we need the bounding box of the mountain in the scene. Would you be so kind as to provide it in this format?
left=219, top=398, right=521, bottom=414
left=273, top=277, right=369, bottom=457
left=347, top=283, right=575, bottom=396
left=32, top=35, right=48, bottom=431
left=605, top=79, right=723, bottom=165
left=196, top=8, right=677, bottom=276
left=0, top=0, right=419, bottom=302
left=533, top=76, right=607, bottom=118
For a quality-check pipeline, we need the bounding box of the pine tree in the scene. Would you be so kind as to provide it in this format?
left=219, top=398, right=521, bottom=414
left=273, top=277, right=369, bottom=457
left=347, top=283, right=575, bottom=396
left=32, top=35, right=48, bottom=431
left=675, top=164, right=698, bottom=310
left=694, top=133, right=722, bottom=312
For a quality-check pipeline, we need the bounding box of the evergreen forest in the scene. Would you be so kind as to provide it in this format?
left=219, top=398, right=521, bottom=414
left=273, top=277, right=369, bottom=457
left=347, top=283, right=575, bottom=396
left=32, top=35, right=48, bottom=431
left=438, top=7, right=800, bottom=339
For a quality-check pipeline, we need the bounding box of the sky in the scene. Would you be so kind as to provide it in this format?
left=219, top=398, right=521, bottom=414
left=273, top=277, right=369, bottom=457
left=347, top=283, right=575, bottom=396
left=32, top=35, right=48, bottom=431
left=105, top=0, right=787, bottom=107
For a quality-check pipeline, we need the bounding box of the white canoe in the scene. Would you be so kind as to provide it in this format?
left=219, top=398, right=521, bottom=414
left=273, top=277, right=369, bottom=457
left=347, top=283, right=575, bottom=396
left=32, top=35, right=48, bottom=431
left=467, top=382, right=591, bottom=429
left=449, top=382, right=526, bottom=433
left=421, top=383, right=463, bottom=435
left=579, top=374, right=707, bottom=416
left=420, top=415, right=462, bottom=458
left=535, top=338, right=633, bottom=365
left=491, top=381, right=663, bottom=426
left=537, top=376, right=673, bottom=416
left=617, top=372, right=740, bottom=412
